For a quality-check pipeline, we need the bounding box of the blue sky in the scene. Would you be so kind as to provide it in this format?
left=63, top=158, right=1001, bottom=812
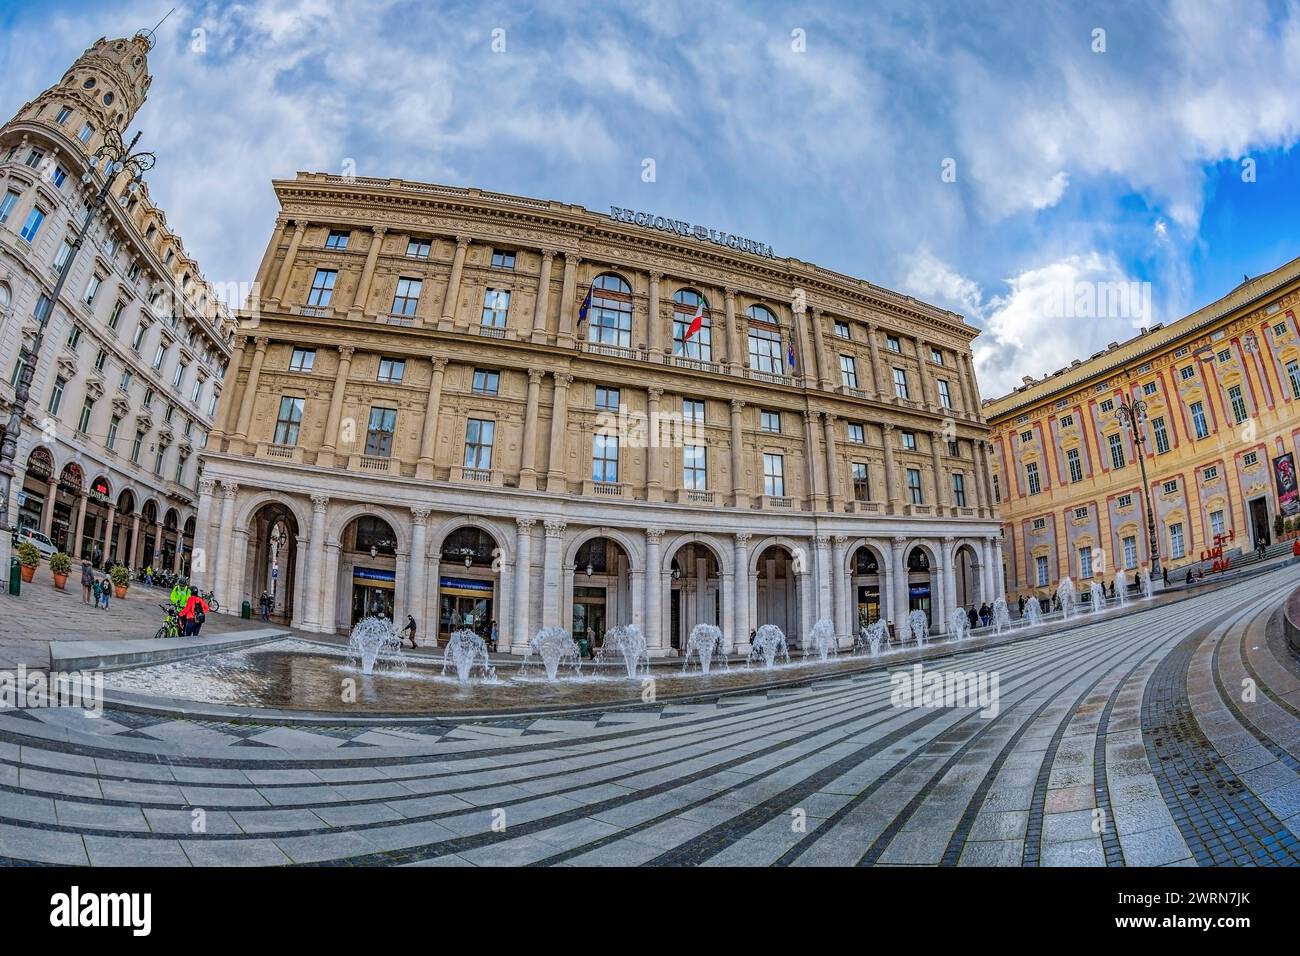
left=3, top=0, right=1299, bottom=397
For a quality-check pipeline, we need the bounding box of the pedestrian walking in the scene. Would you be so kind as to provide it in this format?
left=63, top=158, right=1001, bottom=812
left=80, top=560, right=94, bottom=605
left=489, top=620, right=498, bottom=652
left=402, top=614, right=418, bottom=648
left=258, top=591, right=271, bottom=622
left=100, top=575, right=111, bottom=609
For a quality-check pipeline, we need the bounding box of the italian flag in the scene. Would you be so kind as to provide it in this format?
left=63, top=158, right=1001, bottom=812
left=684, top=302, right=705, bottom=340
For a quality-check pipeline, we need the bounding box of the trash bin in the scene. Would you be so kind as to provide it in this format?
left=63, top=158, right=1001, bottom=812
left=8, top=557, right=20, bottom=596
left=577, top=637, right=590, bottom=659
left=241, top=599, right=251, bottom=619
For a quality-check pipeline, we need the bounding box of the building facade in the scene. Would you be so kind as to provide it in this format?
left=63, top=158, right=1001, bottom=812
left=0, top=34, right=234, bottom=572
left=985, top=256, right=1300, bottom=598
left=198, top=173, right=1004, bottom=653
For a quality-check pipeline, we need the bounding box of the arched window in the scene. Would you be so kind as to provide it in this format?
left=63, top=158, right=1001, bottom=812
left=587, top=273, right=632, bottom=348
left=672, top=289, right=712, bottom=361
left=746, top=304, right=784, bottom=375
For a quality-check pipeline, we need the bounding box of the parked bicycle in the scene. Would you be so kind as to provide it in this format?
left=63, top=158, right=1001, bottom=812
left=154, top=603, right=181, bottom=640
left=198, top=589, right=220, bottom=614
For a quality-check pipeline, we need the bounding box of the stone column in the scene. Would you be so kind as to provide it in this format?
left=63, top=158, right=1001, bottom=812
left=931, top=430, right=948, bottom=512
left=152, top=522, right=163, bottom=568
left=791, top=297, right=815, bottom=387
left=349, top=225, right=386, bottom=319
left=892, top=535, right=910, bottom=639
left=724, top=287, right=741, bottom=373
left=545, top=372, right=573, bottom=492
left=531, top=250, right=555, bottom=342
left=541, top=520, right=566, bottom=628
left=733, top=533, right=751, bottom=652
left=439, top=236, right=471, bottom=330
left=803, top=411, right=826, bottom=511
left=100, top=504, right=115, bottom=566
left=915, top=336, right=933, bottom=408
left=129, top=512, right=141, bottom=568
left=866, top=323, right=884, bottom=399
left=647, top=272, right=662, bottom=356
left=231, top=335, right=269, bottom=450
left=646, top=388, right=664, bottom=502
left=943, top=536, right=958, bottom=627
left=71, top=491, right=88, bottom=560
left=40, top=475, right=57, bottom=537
left=511, top=518, right=535, bottom=652
left=317, top=345, right=355, bottom=467
left=192, top=479, right=214, bottom=589
left=813, top=535, right=833, bottom=624
left=645, top=529, right=664, bottom=653
left=882, top=423, right=901, bottom=514
left=303, top=494, right=328, bottom=631
left=976, top=441, right=995, bottom=517
left=269, top=220, right=307, bottom=305
left=213, top=481, right=238, bottom=609
left=832, top=534, right=849, bottom=647
left=729, top=399, right=747, bottom=507
left=823, top=413, right=842, bottom=511
left=982, top=537, right=997, bottom=604
left=518, top=370, right=545, bottom=490
left=213, top=336, right=247, bottom=443
left=809, top=307, right=830, bottom=389
left=994, top=536, right=1006, bottom=598
left=961, top=352, right=981, bottom=417
left=415, top=356, right=448, bottom=478
left=407, top=509, right=429, bottom=635
left=557, top=253, right=579, bottom=346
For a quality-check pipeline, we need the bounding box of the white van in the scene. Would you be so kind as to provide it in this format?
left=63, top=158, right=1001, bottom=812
left=12, top=527, right=58, bottom=559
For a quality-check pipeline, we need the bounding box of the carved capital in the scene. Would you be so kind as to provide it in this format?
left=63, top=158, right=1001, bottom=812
left=253, top=335, right=269, bottom=351
left=198, top=478, right=216, bottom=497
left=646, top=527, right=666, bottom=542
left=834, top=534, right=849, bottom=545
left=647, top=387, right=663, bottom=401
left=527, top=368, right=546, bottom=385
left=454, top=235, right=471, bottom=250
left=371, top=225, right=388, bottom=237
left=410, top=507, right=431, bottom=525
left=730, top=398, right=745, bottom=412
left=540, top=248, right=556, bottom=263
left=814, top=535, right=831, bottom=548
left=431, top=355, right=449, bottom=372
left=338, top=345, right=355, bottom=361
left=516, top=517, right=536, bottom=531
left=544, top=519, right=567, bottom=538
left=310, top=493, right=329, bottom=511
left=735, top=532, right=751, bottom=545
left=553, top=372, right=574, bottom=388
left=220, top=480, right=239, bottom=498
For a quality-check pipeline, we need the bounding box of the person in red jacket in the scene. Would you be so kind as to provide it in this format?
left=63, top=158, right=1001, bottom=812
left=181, top=594, right=209, bottom=636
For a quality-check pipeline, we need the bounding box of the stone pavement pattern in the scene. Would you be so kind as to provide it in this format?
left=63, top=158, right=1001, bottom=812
left=1, top=567, right=1299, bottom=865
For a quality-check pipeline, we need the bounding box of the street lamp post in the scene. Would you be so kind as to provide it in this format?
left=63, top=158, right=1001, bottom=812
left=1115, top=396, right=1162, bottom=581
left=0, top=128, right=155, bottom=541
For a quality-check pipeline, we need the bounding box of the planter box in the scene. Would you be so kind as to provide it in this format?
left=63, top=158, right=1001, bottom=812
left=19, top=565, right=35, bottom=583
left=113, top=584, right=128, bottom=599
left=52, top=572, right=68, bottom=590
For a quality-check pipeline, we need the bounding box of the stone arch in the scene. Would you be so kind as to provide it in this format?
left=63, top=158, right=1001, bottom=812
left=235, top=490, right=310, bottom=534
left=326, top=503, right=410, bottom=554
left=659, top=531, right=732, bottom=576
left=842, top=537, right=889, bottom=573
left=745, top=535, right=806, bottom=575
left=429, top=514, right=514, bottom=562
left=563, top=525, right=643, bottom=572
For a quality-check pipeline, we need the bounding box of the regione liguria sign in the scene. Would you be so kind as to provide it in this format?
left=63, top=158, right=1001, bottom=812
left=609, top=206, right=776, bottom=259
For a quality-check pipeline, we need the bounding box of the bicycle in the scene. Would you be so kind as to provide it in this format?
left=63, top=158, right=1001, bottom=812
left=199, top=589, right=219, bottom=613
left=154, top=603, right=181, bottom=640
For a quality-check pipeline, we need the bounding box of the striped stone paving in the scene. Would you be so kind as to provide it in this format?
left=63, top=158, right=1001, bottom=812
left=1, top=568, right=1299, bottom=866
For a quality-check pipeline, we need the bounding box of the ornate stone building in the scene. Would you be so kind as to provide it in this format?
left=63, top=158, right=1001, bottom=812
left=198, top=173, right=1003, bottom=653
left=985, top=255, right=1300, bottom=598
left=0, top=34, right=234, bottom=571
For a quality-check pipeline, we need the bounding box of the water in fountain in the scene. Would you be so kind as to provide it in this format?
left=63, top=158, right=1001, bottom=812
left=908, top=609, right=929, bottom=647
left=346, top=616, right=406, bottom=675
left=747, top=624, right=789, bottom=669
left=855, top=619, right=889, bottom=657
left=1114, top=569, right=1128, bottom=607
left=441, top=628, right=495, bottom=684
left=1089, top=580, right=1105, bottom=613
left=1057, top=576, right=1076, bottom=619
left=949, top=608, right=971, bottom=641
left=991, top=597, right=1011, bottom=635
left=682, top=623, right=727, bottom=674
left=807, top=618, right=838, bottom=661
left=1024, top=598, right=1042, bottom=627
left=596, top=624, right=649, bottom=679
left=524, top=627, right=582, bottom=681
left=1141, top=568, right=1154, bottom=599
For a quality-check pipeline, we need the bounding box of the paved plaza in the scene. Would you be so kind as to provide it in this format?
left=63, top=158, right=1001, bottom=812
left=0, top=567, right=1298, bottom=866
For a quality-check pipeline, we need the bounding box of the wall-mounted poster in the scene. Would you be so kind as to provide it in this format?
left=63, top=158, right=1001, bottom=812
left=1273, top=453, right=1299, bottom=516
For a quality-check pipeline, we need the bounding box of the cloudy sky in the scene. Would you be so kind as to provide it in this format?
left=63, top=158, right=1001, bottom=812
left=3, top=0, right=1299, bottom=398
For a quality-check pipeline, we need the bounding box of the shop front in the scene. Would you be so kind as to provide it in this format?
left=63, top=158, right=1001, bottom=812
left=351, top=567, right=395, bottom=625
left=438, top=576, right=494, bottom=641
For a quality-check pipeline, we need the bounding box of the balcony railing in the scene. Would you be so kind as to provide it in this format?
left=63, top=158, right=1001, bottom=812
left=476, top=324, right=507, bottom=339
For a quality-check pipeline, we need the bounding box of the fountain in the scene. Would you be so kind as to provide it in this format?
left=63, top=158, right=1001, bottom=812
left=991, top=597, right=1011, bottom=635
left=949, top=608, right=971, bottom=641
left=596, top=624, right=649, bottom=679
left=855, top=619, right=889, bottom=657
left=1057, top=576, right=1076, bottom=620
left=1024, top=598, right=1042, bottom=627
left=807, top=618, right=838, bottom=661
left=908, top=609, right=930, bottom=647
left=440, top=628, right=495, bottom=684
left=1114, top=568, right=1128, bottom=607
left=1140, top=567, right=1154, bottom=600
left=747, top=624, right=789, bottom=669
left=1089, top=580, right=1105, bottom=613
left=683, top=623, right=727, bottom=674
left=346, top=616, right=406, bottom=675
left=523, top=627, right=582, bottom=681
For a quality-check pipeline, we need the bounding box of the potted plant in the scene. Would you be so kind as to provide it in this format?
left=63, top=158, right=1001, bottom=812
left=1274, top=514, right=1285, bottom=540
left=48, top=551, right=71, bottom=590
left=110, top=564, right=130, bottom=599
left=16, top=542, right=40, bottom=583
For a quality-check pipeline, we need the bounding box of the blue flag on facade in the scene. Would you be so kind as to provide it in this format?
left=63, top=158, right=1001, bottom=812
left=787, top=332, right=797, bottom=370
left=577, top=282, right=594, bottom=326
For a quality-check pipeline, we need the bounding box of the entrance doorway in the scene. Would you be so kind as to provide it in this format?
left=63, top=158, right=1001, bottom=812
left=351, top=569, right=394, bottom=624
left=572, top=586, right=607, bottom=645
left=1249, top=497, right=1270, bottom=548
left=438, top=578, right=493, bottom=640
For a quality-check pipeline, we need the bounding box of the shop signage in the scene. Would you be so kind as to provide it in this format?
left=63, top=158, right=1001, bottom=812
left=608, top=206, right=775, bottom=258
